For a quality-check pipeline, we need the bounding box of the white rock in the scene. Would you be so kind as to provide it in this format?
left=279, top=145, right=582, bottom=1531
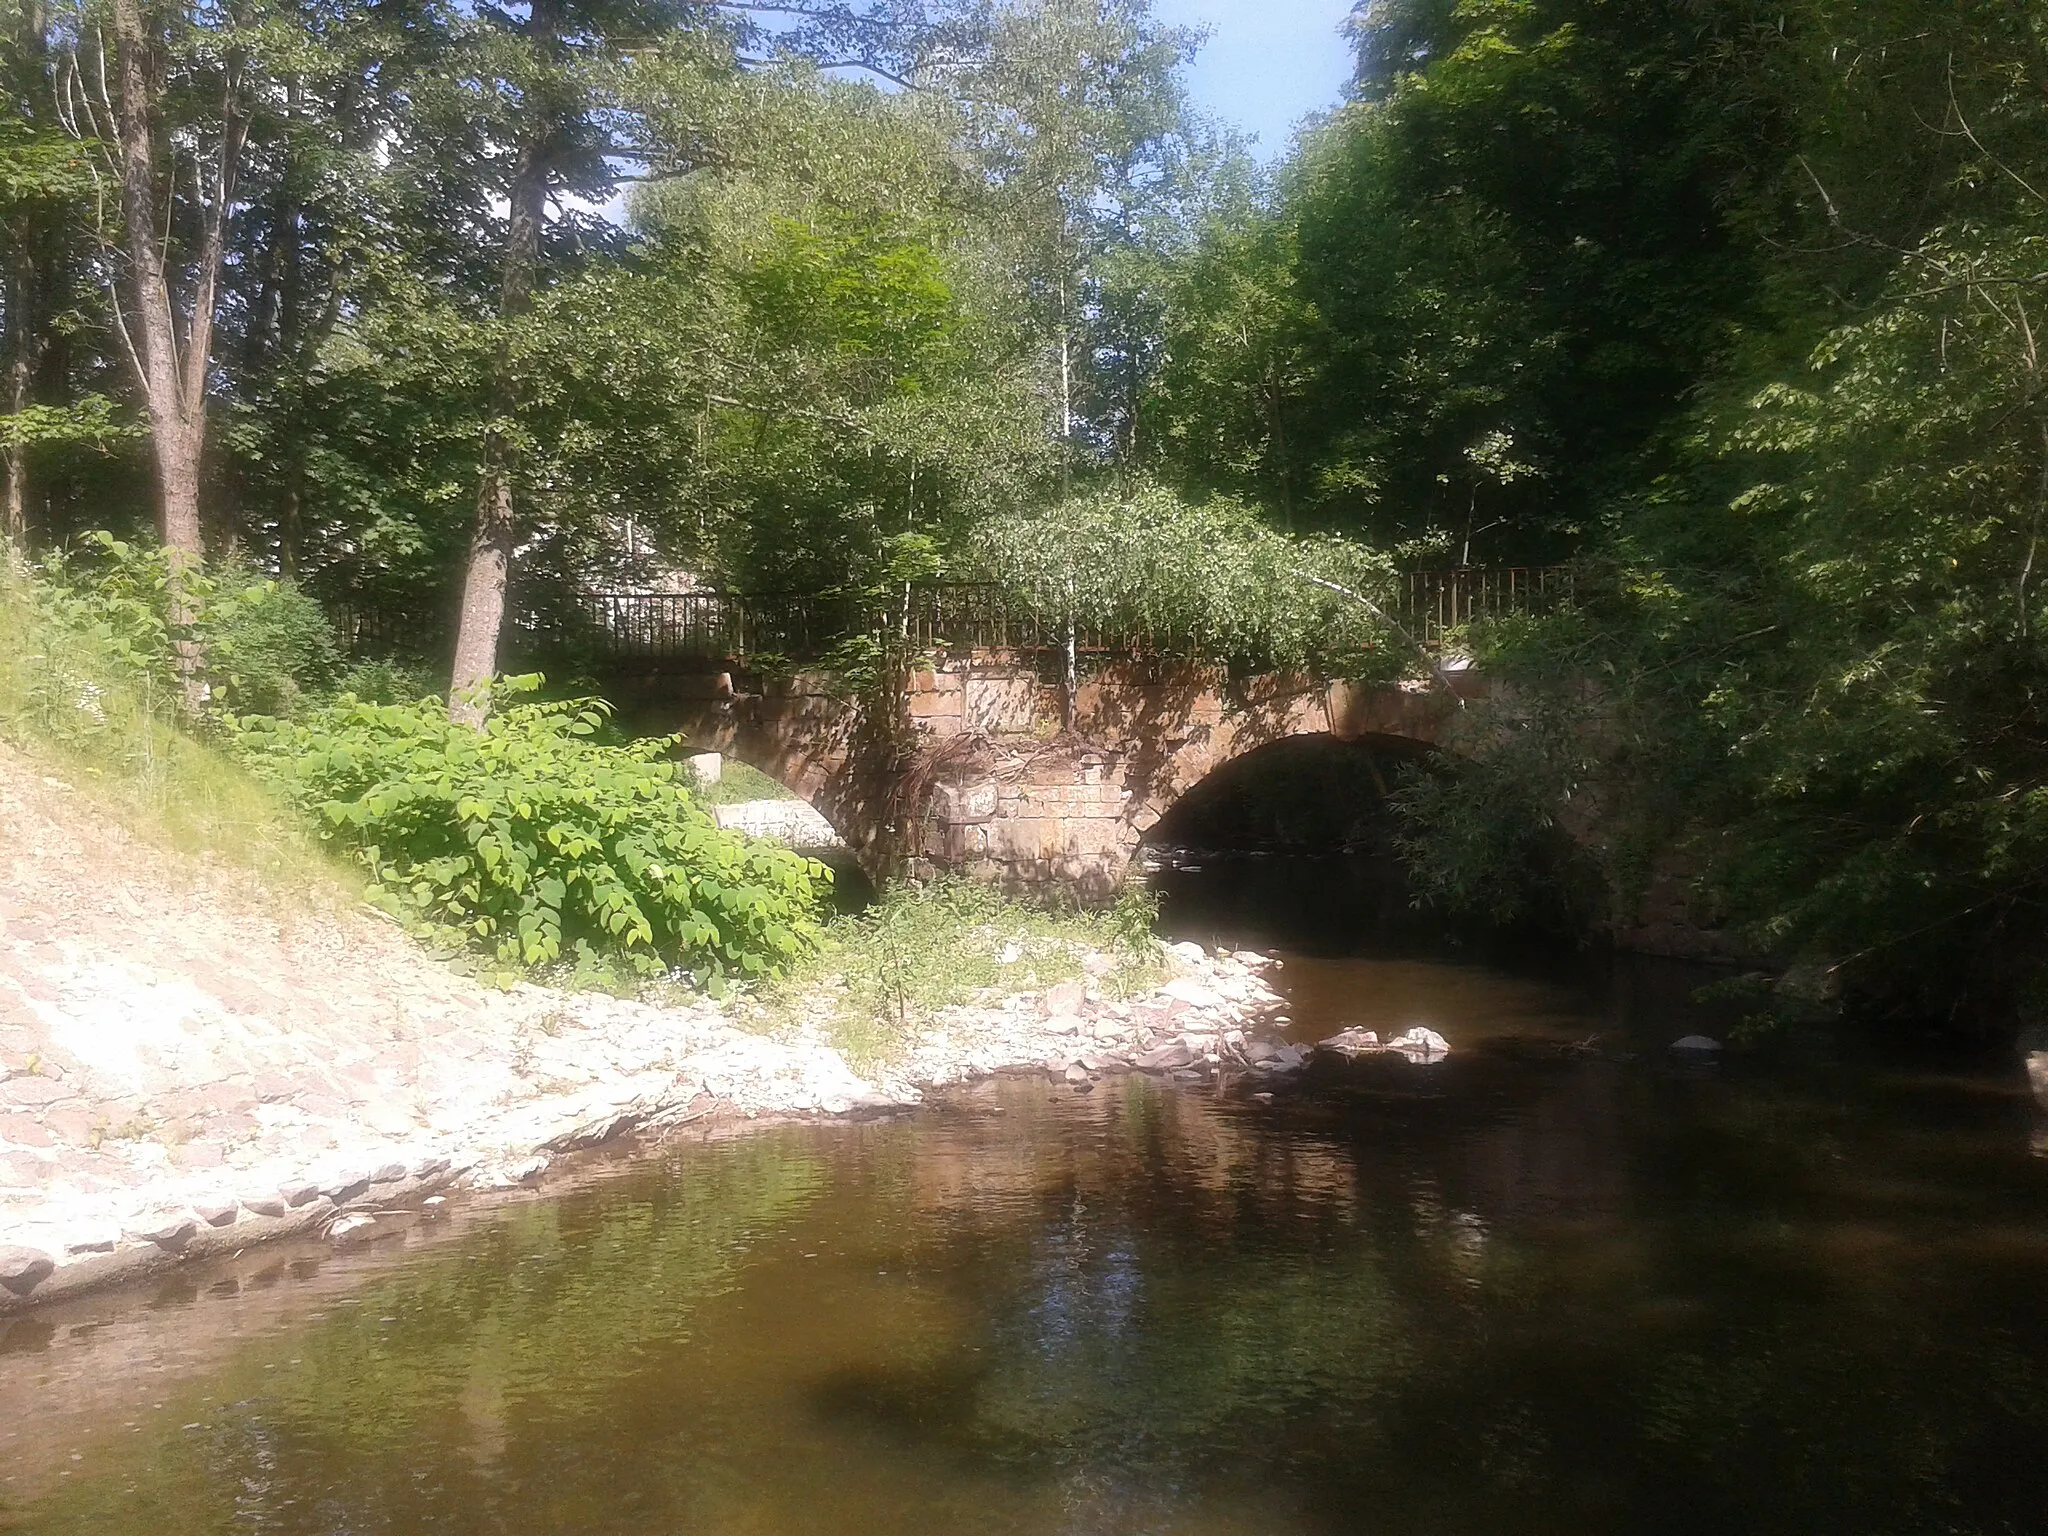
left=1387, top=1026, right=1451, bottom=1063
left=1670, top=1035, right=1723, bottom=1053
left=711, top=799, right=842, bottom=850
left=1166, top=941, right=1207, bottom=966
left=1158, top=978, right=1224, bottom=1009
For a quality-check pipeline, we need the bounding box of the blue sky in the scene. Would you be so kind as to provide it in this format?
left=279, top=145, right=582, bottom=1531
left=1155, top=0, right=1358, bottom=157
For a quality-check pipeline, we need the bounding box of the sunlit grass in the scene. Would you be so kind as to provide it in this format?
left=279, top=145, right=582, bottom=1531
left=747, top=877, right=1165, bottom=1073
left=687, top=756, right=802, bottom=805
left=0, top=570, right=360, bottom=910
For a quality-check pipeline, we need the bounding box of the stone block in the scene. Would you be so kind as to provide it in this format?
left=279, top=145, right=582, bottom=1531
left=0, top=1076, right=70, bottom=1109
left=39, top=1107, right=98, bottom=1146
left=989, top=818, right=1045, bottom=863
left=931, top=779, right=999, bottom=824
left=964, top=673, right=1038, bottom=734
left=129, top=1212, right=198, bottom=1248
left=939, top=822, right=991, bottom=861
left=0, top=1113, right=55, bottom=1149
left=0, top=1150, right=49, bottom=1188
left=1044, top=982, right=1086, bottom=1015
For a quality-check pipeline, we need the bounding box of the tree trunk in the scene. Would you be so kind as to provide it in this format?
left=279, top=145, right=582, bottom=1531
left=2, top=287, right=27, bottom=558
left=108, top=0, right=243, bottom=706
left=447, top=132, right=549, bottom=725
left=110, top=0, right=204, bottom=565
left=1, top=446, right=23, bottom=564
left=3, top=0, right=48, bottom=562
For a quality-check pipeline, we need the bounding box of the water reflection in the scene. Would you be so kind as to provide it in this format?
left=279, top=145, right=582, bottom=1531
left=4, top=972, right=2048, bottom=1534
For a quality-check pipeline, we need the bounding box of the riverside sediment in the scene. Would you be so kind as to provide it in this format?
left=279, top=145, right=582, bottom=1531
left=2, top=739, right=1295, bottom=1311
left=0, top=944, right=1288, bottom=1313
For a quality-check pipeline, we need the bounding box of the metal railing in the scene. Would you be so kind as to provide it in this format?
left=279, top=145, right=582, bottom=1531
left=552, top=566, right=1573, bottom=666
left=1400, top=566, right=1572, bottom=650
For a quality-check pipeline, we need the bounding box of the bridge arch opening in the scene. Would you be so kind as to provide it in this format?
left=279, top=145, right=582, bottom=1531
left=683, top=750, right=878, bottom=912
left=1139, top=731, right=1444, bottom=955
left=1143, top=731, right=1437, bottom=859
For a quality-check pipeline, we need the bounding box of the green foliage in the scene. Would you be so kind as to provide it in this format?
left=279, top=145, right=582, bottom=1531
left=687, top=756, right=799, bottom=807
left=0, top=396, right=137, bottom=453
left=1133, top=0, right=2048, bottom=1021
left=0, top=558, right=351, bottom=897
left=1149, top=0, right=1777, bottom=559
left=755, top=877, right=1163, bottom=1070
left=602, top=78, right=1053, bottom=598
left=29, top=534, right=340, bottom=717
left=230, top=682, right=830, bottom=982
left=1391, top=707, right=1603, bottom=929
left=975, top=479, right=1405, bottom=677
left=332, top=656, right=442, bottom=707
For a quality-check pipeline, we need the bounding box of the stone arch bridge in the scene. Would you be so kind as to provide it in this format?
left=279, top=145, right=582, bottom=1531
left=553, top=572, right=1560, bottom=898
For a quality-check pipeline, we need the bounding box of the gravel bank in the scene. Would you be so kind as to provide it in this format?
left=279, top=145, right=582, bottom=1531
left=0, top=753, right=1293, bottom=1312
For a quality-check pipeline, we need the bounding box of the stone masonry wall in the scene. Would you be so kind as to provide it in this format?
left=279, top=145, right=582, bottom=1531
left=646, top=654, right=1467, bottom=899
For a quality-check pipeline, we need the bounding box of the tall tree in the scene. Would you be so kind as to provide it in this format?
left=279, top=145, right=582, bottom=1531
left=1, top=0, right=110, bottom=555
left=52, top=0, right=252, bottom=695
left=947, top=0, right=1200, bottom=476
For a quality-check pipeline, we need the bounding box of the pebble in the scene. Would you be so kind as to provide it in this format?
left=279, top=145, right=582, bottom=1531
left=0, top=1245, right=56, bottom=1296
left=127, top=1213, right=198, bottom=1248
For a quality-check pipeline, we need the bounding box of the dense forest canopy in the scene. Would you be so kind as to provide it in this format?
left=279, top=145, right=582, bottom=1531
left=4, top=0, right=2047, bottom=1023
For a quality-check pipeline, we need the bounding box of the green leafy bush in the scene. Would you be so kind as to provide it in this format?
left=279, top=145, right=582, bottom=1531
left=333, top=656, right=441, bottom=706
left=29, top=533, right=339, bottom=717
left=232, top=682, right=830, bottom=982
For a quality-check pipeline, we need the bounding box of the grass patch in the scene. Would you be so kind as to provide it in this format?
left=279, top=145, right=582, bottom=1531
left=0, top=567, right=356, bottom=906
left=688, top=757, right=801, bottom=806
left=746, top=878, right=1165, bottom=1073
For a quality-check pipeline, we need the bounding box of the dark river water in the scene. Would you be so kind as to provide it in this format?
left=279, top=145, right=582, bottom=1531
left=5, top=857, right=2048, bottom=1535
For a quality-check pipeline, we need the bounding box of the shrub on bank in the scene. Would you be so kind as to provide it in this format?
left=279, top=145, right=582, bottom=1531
left=232, top=683, right=831, bottom=984
left=27, top=533, right=339, bottom=717
left=753, top=878, right=1164, bottom=1068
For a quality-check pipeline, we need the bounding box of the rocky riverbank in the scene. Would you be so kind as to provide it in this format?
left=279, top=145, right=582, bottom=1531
left=0, top=751, right=1302, bottom=1311
left=0, top=945, right=1291, bottom=1313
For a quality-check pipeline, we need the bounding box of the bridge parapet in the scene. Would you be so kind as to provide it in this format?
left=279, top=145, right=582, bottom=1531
left=566, top=566, right=1570, bottom=668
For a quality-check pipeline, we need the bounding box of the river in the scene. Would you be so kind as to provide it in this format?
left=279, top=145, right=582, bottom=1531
left=3, top=856, right=2047, bottom=1534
